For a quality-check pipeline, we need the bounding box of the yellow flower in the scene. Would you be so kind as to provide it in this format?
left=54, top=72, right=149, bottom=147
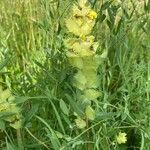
left=66, top=17, right=95, bottom=36
left=85, top=105, right=95, bottom=120
left=64, top=36, right=99, bottom=57
left=66, top=0, right=97, bottom=37
left=87, top=10, right=97, bottom=20
left=116, top=132, right=127, bottom=144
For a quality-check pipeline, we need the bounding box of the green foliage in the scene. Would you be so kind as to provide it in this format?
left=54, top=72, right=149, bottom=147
left=0, top=0, right=149, bottom=149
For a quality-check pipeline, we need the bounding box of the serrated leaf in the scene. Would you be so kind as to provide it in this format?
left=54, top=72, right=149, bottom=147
left=101, top=0, right=113, bottom=11
left=83, top=70, right=99, bottom=88
left=84, top=89, right=101, bottom=100
left=83, top=56, right=100, bottom=70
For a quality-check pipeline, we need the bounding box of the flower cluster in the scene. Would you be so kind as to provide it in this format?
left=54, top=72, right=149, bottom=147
left=65, top=0, right=98, bottom=57
left=0, top=86, right=22, bottom=129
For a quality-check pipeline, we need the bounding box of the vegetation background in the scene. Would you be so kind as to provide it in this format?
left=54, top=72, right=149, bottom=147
left=0, top=0, right=149, bottom=149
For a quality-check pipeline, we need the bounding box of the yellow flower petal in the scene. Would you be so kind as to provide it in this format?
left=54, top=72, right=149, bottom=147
left=87, top=10, right=97, bottom=20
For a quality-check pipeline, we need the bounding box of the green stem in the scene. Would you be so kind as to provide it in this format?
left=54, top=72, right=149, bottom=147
left=86, top=119, right=92, bottom=150
left=17, top=129, right=23, bottom=150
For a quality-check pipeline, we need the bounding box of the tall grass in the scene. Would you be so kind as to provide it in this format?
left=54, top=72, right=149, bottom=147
left=0, top=0, right=149, bottom=149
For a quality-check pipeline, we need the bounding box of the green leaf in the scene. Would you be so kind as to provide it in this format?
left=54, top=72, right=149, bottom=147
left=74, top=71, right=87, bottom=85
left=84, top=89, right=101, bottom=100
left=25, top=104, right=39, bottom=124
left=83, top=56, right=100, bottom=70
left=65, top=94, right=84, bottom=116
left=13, top=96, right=30, bottom=104
left=0, top=120, right=5, bottom=130
left=101, top=0, right=113, bottom=11
left=73, top=71, right=87, bottom=90
left=99, top=14, right=106, bottom=23
left=55, top=131, right=63, bottom=139
left=13, top=96, right=47, bottom=104
left=36, top=116, right=61, bottom=150
left=85, top=105, right=95, bottom=121
left=0, top=57, right=10, bottom=71
left=83, top=70, right=99, bottom=88
left=59, top=99, right=69, bottom=116
left=115, top=17, right=123, bottom=34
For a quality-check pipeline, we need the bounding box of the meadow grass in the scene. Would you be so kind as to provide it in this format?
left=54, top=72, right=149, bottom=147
left=0, top=0, right=149, bottom=149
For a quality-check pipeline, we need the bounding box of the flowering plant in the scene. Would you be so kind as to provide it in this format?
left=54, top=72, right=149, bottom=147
left=65, top=0, right=106, bottom=128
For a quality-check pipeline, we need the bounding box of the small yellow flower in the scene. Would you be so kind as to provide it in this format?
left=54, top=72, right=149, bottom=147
left=87, top=10, right=97, bottom=20
left=80, top=35, right=87, bottom=41
left=116, top=132, right=127, bottom=144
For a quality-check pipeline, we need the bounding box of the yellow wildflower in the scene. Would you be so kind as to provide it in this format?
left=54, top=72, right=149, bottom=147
left=64, top=36, right=98, bottom=57
left=66, top=17, right=95, bottom=36
left=87, top=10, right=97, bottom=20
left=66, top=0, right=97, bottom=37
left=116, top=132, right=127, bottom=144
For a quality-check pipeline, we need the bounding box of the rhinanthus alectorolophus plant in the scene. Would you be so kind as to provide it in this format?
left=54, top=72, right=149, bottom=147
left=0, top=85, right=22, bottom=130
left=64, top=0, right=107, bottom=128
